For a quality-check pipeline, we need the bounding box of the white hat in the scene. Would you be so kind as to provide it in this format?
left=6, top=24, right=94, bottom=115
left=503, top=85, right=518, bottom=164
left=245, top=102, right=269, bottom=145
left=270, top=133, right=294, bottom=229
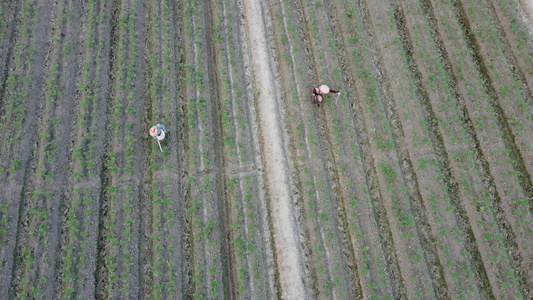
left=319, top=85, right=330, bottom=94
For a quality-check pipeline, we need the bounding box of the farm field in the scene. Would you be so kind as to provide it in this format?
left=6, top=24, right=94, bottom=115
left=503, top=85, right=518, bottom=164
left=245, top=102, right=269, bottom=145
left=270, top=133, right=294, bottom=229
left=1, top=0, right=533, bottom=299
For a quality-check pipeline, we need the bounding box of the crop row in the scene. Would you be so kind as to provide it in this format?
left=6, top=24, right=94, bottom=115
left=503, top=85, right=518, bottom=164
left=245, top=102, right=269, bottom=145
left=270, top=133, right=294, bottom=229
left=463, top=0, right=533, bottom=167
left=333, top=0, right=446, bottom=298
left=58, top=0, right=110, bottom=298
left=270, top=0, right=381, bottom=298
left=328, top=0, right=451, bottom=297
left=454, top=0, right=533, bottom=214
left=456, top=0, right=533, bottom=235
left=407, top=0, right=533, bottom=297
left=16, top=1, right=74, bottom=297
left=352, top=0, right=494, bottom=297
left=0, top=0, right=36, bottom=180
left=307, top=2, right=393, bottom=298
left=0, top=0, right=15, bottom=89
left=182, top=1, right=227, bottom=298
left=0, top=0, right=44, bottom=296
left=380, top=0, right=532, bottom=297
left=1, top=0, right=75, bottom=298
left=0, top=0, right=37, bottom=261
left=1, top=0, right=533, bottom=298
left=98, top=0, right=145, bottom=298
left=493, top=0, right=533, bottom=92
left=145, top=0, right=189, bottom=298
left=212, top=0, right=277, bottom=298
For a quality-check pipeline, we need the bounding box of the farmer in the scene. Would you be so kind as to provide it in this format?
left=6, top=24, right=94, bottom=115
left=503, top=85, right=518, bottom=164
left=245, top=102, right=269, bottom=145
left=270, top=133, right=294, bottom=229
left=149, top=123, right=166, bottom=142
left=313, top=84, right=340, bottom=105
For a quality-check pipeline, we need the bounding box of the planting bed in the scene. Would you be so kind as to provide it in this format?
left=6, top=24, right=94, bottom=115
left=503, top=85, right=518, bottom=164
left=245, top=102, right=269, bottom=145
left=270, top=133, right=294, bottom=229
left=1, top=0, right=533, bottom=299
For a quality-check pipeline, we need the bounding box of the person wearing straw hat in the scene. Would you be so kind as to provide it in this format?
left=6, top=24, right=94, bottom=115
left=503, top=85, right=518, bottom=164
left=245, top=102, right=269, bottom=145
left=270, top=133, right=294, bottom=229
left=313, top=84, right=340, bottom=106
left=150, top=123, right=166, bottom=152
left=149, top=123, right=166, bottom=142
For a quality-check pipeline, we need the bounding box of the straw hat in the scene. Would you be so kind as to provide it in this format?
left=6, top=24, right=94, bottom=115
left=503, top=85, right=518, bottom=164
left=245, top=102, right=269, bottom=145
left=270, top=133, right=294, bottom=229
left=319, top=85, right=330, bottom=94
left=149, top=126, right=157, bottom=137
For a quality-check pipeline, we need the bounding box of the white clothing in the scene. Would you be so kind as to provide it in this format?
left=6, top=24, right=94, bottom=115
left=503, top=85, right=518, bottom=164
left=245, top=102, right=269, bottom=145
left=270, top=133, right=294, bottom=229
left=156, top=130, right=165, bottom=141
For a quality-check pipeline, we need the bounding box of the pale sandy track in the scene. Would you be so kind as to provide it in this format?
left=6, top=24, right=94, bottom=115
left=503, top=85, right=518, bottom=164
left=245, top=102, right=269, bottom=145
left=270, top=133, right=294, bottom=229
left=524, top=0, right=533, bottom=17
left=242, top=0, right=307, bottom=299
left=520, top=0, right=533, bottom=31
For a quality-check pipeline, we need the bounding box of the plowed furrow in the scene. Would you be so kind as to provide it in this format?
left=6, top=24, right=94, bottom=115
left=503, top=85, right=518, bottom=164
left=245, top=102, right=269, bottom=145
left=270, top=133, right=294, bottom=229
left=143, top=0, right=189, bottom=298
left=94, top=0, right=122, bottom=297
left=325, top=0, right=409, bottom=297
left=293, top=2, right=365, bottom=299
left=430, top=0, right=533, bottom=293
left=1, top=0, right=55, bottom=298
left=388, top=0, right=532, bottom=297
left=455, top=0, right=533, bottom=197
left=181, top=1, right=229, bottom=298
left=0, top=1, right=20, bottom=112
left=364, top=0, right=494, bottom=297
left=95, top=0, right=149, bottom=298
left=213, top=0, right=277, bottom=298
left=489, top=0, right=533, bottom=93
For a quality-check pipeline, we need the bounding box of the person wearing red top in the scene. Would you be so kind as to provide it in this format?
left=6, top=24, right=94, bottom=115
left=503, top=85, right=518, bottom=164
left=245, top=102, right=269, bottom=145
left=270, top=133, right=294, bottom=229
left=313, top=85, right=340, bottom=105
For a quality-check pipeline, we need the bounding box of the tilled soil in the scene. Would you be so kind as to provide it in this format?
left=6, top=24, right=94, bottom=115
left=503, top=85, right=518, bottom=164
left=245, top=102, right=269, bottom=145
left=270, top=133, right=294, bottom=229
left=1, top=0, right=533, bottom=299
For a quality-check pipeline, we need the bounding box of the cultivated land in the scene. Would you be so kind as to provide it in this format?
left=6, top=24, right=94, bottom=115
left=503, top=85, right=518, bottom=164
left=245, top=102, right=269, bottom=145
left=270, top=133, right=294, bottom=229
left=1, top=0, right=533, bottom=299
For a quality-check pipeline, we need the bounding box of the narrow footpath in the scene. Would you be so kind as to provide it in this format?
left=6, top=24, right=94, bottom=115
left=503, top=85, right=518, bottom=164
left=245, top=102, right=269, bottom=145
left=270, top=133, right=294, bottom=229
left=242, top=1, right=307, bottom=299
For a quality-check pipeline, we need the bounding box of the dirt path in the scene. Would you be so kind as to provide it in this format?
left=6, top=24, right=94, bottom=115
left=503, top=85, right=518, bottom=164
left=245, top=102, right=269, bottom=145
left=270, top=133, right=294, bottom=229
left=242, top=1, right=306, bottom=299
left=522, top=0, right=533, bottom=26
